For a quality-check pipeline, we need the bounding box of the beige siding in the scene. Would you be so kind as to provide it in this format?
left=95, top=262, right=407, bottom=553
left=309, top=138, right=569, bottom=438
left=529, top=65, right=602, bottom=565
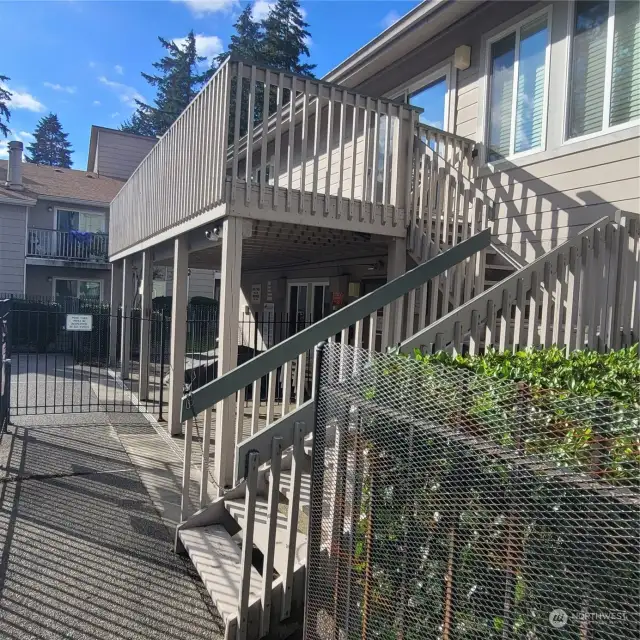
left=28, top=200, right=109, bottom=230
left=25, top=265, right=111, bottom=300
left=0, top=203, right=26, bottom=295
left=188, top=268, right=217, bottom=299
left=95, top=129, right=156, bottom=180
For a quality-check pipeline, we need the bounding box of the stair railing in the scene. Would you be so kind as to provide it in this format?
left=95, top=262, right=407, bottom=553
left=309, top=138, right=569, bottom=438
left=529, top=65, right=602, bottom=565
left=400, top=212, right=639, bottom=356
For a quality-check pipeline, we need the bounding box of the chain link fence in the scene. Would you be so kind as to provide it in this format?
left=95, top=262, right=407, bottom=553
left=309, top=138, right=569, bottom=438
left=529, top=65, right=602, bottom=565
left=305, top=343, right=639, bottom=640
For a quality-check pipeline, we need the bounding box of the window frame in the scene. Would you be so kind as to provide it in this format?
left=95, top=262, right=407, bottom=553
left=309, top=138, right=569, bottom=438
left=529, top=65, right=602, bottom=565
left=52, top=277, right=104, bottom=301
left=55, top=207, right=107, bottom=234
left=389, top=61, right=454, bottom=132
left=482, top=5, right=553, bottom=165
left=562, top=0, right=640, bottom=145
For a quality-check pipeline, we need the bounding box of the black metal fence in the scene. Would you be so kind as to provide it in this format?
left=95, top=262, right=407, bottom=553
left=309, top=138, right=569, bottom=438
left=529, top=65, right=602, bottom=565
left=3, top=296, right=318, bottom=419
left=1, top=300, right=10, bottom=431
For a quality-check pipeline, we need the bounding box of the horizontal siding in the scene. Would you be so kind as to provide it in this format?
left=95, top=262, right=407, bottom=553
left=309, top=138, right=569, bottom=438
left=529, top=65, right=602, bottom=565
left=96, top=130, right=156, bottom=180
left=487, top=137, right=640, bottom=262
left=0, top=203, right=26, bottom=295
left=28, top=200, right=109, bottom=230
left=25, top=265, right=111, bottom=299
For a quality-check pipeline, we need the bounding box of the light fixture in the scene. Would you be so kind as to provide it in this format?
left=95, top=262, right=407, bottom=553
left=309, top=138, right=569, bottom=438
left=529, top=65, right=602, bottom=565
left=47, top=205, right=53, bottom=212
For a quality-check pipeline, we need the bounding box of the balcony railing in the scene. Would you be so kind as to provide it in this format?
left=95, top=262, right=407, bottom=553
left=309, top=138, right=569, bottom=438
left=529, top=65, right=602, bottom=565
left=110, top=56, right=421, bottom=257
left=27, top=228, right=109, bottom=263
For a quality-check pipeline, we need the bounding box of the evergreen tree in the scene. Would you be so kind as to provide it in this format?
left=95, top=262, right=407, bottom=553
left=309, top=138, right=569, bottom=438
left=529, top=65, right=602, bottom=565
left=25, top=113, right=73, bottom=167
left=261, top=0, right=314, bottom=76
left=0, top=75, right=11, bottom=138
left=121, top=31, right=210, bottom=137
left=216, top=6, right=265, bottom=67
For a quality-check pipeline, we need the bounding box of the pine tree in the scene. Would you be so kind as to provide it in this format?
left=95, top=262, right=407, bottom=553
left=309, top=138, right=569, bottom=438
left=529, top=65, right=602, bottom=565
left=262, top=0, right=314, bottom=76
left=216, top=6, right=265, bottom=67
left=121, top=31, right=210, bottom=137
left=0, top=75, right=11, bottom=138
left=25, top=113, right=73, bottom=168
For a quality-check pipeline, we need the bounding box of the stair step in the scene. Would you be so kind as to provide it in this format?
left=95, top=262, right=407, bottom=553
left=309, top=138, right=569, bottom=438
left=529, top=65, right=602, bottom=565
left=179, top=525, right=262, bottom=637
left=279, top=471, right=311, bottom=511
left=226, top=497, right=308, bottom=576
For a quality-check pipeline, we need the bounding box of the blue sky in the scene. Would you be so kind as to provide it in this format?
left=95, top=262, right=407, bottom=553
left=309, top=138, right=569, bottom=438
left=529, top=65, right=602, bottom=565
left=0, top=0, right=419, bottom=169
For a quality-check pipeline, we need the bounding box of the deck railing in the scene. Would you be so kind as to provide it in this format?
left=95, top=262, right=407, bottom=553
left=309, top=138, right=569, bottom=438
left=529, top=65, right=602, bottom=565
left=400, top=212, right=639, bottom=355
left=110, top=56, right=420, bottom=256
left=27, top=228, right=109, bottom=262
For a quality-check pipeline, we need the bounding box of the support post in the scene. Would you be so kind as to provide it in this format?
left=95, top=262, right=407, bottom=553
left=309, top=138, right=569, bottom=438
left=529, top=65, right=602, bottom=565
left=384, top=236, right=407, bottom=348
left=109, top=260, right=123, bottom=366
left=139, top=249, right=152, bottom=398
left=168, top=235, right=189, bottom=436
left=214, top=216, right=243, bottom=493
left=120, top=256, right=134, bottom=379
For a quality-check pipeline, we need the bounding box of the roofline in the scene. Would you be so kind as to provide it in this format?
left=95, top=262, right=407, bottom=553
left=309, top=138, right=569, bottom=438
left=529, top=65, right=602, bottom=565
left=323, top=0, right=453, bottom=85
left=0, top=193, right=37, bottom=206
left=38, top=194, right=112, bottom=208
left=87, top=125, right=157, bottom=173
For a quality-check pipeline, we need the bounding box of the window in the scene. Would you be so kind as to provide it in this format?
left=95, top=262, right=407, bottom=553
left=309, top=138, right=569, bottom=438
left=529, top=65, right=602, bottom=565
left=567, top=0, right=640, bottom=139
left=54, top=279, right=102, bottom=300
left=57, top=209, right=106, bottom=234
left=486, top=10, right=551, bottom=161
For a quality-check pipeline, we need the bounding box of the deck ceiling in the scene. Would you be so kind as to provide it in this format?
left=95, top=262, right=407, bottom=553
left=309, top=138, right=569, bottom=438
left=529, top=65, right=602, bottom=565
left=185, top=219, right=391, bottom=271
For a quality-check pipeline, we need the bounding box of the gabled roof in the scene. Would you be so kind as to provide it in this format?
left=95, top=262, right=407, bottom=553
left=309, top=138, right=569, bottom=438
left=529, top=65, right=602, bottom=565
left=0, top=160, right=125, bottom=206
left=87, top=125, right=157, bottom=174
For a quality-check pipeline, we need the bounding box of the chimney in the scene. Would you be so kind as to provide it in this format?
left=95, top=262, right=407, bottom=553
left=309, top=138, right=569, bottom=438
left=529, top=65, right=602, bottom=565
left=6, top=140, right=24, bottom=190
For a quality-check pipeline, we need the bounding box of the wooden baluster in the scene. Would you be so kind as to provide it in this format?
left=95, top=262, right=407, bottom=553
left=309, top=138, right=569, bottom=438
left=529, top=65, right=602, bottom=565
left=539, top=260, right=554, bottom=348
left=361, top=97, right=371, bottom=205
left=299, top=78, right=309, bottom=214
left=296, top=351, right=307, bottom=407
left=260, top=437, right=283, bottom=637
left=281, top=423, right=304, bottom=620
left=563, top=246, right=578, bottom=353
left=238, top=451, right=259, bottom=640
left=368, top=311, right=377, bottom=355
left=526, top=270, right=540, bottom=348
left=513, top=277, right=525, bottom=353
left=282, top=360, right=292, bottom=414
left=266, top=370, right=277, bottom=424
left=180, top=418, right=193, bottom=522
left=235, top=389, right=244, bottom=444
left=587, top=228, right=603, bottom=349
left=552, top=252, right=566, bottom=347
left=406, top=289, right=416, bottom=339
left=469, top=309, right=480, bottom=356
left=618, top=218, right=637, bottom=346
left=369, top=101, right=380, bottom=208
left=273, top=72, right=283, bottom=211
left=499, top=288, right=511, bottom=353
left=231, top=62, right=243, bottom=203
left=251, top=377, right=261, bottom=434
left=286, top=76, right=295, bottom=213
left=381, top=102, right=392, bottom=217
left=574, top=237, right=589, bottom=350
left=336, top=89, right=347, bottom=218
left=312, top=89, right=321, bottom=214
left=350, top=96, right=359, bottom=221
left=629, top=218, right=640, bottom=341
left=259, top=70, right=270, bottom=209
left=324, top=86, right=335, bottom=215
left=199, top=408, right=212, bottom=508
left=485, top=299, right=496, bottom=351
left=245, top=65, right=256, bottom=205
left=452, top=321, right=462, bottom=355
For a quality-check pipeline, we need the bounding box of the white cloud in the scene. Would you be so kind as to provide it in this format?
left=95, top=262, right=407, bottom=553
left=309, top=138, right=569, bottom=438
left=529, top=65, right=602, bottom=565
left=44, top=81, right=77, bottom=94
left=172, top=0, right=238, bottom=16
left=114, top=64, right=124, bottom=75
left=252, top=0, right=273, bottom=20
left=0, top=83, right=46, bottom=112
left=89, top=61, right=96, bottom=69
left=98, top=76, right=145, bottom=109
left=0, top=141, right=8, bottom=160
left=381, top=10, right=401, bottom=29
left=111, top=111, right=120, bottom=119
left=173, top=34, right=223, bottom=63
left=18, top=131, right=35, bottom=142
left=93, top=100, right=101, bottom=106
left=0, top=130, right=35, bottom=157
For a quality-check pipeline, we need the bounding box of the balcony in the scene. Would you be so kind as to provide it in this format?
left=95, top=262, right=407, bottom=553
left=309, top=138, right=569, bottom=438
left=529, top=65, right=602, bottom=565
left=27, top=228, right=109, bottom=264
left=110, top=56, right=427, bottom=258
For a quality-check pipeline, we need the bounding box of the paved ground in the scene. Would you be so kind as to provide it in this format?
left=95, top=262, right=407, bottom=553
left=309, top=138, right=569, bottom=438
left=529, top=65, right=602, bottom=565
left=0, top=408, right=226, bottom=639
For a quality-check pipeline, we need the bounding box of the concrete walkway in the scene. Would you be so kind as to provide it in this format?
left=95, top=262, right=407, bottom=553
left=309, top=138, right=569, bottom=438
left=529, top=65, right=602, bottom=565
left=0, top=410, right=224, bottom=639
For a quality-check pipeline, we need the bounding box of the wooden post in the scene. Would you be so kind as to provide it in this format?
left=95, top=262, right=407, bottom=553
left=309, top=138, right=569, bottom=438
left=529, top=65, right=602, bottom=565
left=109, top=260, right=123, bottom=367
left=384, top=236, right=407, bottom=348
left=120, top=256, right=134, bottom=379
left=213, top=216, right=243, bottom=492
left=168, top=234, right=189, bottom=436
left=138, top=249, right=152, bottom=398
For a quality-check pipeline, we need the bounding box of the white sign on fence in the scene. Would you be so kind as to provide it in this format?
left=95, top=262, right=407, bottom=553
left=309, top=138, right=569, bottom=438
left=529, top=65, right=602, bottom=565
left=66, top=314, right=93, bottom=331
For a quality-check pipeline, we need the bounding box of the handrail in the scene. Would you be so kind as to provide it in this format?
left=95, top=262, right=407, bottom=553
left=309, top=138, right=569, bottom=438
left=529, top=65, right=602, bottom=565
left=399, top=212, right=635, bottom=354
left=181, top=228, right=491, bottom=420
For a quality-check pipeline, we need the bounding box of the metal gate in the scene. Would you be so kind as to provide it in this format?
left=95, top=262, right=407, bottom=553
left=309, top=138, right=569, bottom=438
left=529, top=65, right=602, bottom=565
left=4, top=299, right=182, bottom=417
left=1, top=300, right=9, bottom=430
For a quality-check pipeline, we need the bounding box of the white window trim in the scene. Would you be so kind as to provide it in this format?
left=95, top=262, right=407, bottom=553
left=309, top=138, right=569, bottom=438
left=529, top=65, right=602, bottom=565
left=52, top=277, right=104, bottom=302
left=387, top=60, right=455, bottom=132
left=562, top=0, right=640, bottom=146
left=481, top=5, right=553, bottom=167
left=286, top=280, right=329, bottom=320
left=55, top=207, right=107, bottom=234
